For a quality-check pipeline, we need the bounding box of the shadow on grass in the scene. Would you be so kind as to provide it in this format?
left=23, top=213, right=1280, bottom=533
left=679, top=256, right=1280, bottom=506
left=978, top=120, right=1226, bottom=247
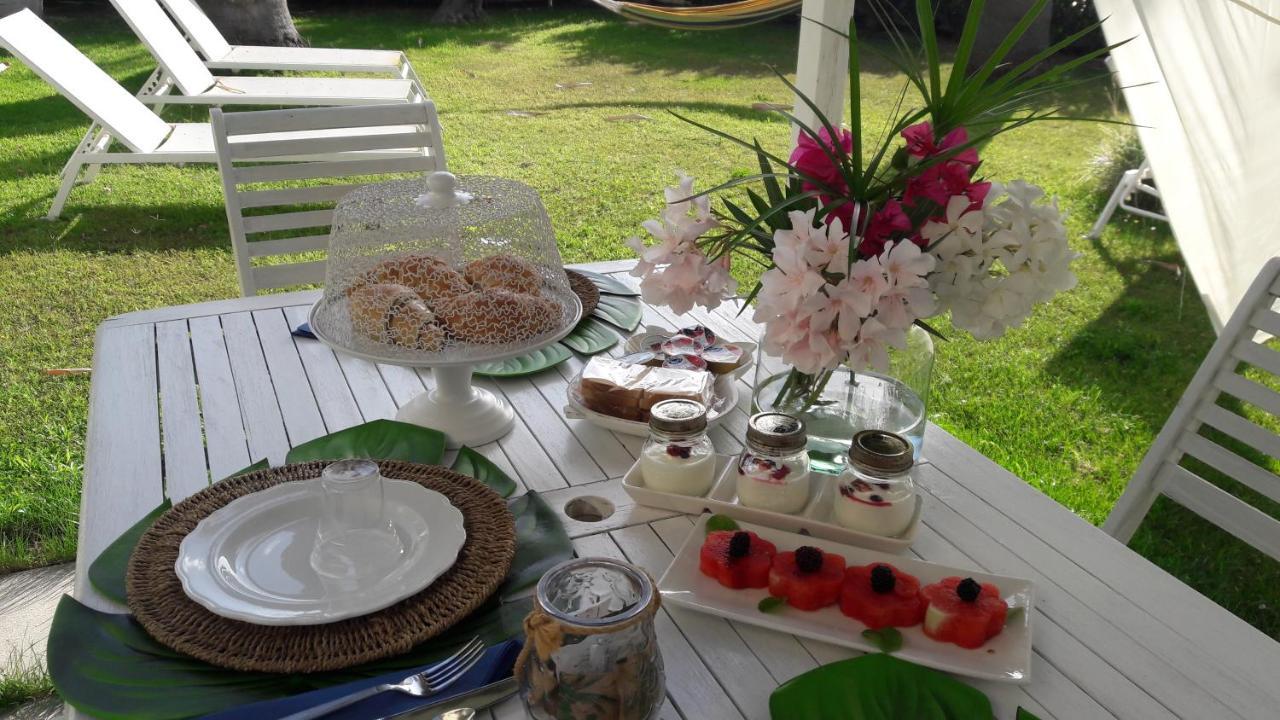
left=491, top=98, right=794, bottom=124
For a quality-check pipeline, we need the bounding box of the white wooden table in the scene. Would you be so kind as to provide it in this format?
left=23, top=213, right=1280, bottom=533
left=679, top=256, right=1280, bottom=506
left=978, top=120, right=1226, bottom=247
left=74, top=261, right=1280, bottom=720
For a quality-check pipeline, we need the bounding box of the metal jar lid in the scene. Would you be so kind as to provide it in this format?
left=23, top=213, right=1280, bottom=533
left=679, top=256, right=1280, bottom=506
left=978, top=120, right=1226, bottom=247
left=746, top=412, right=807, bottom=453
left=847, top=429, right=914, bottom=477
left=649, top=399, right=708, bottom=435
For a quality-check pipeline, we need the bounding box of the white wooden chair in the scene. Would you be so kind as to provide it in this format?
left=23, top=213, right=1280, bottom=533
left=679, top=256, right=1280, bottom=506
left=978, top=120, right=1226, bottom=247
left=156, top=0, right=423, bottom=86
left=1105, top=257, right=1280, bottom=562
left=109, top=0, right=423, bottom=108
left=1086, top=58, right=1168, bottom=240
left=0, top=10, right=436, bottom=219
left=211, top=103, right=447, bottom=296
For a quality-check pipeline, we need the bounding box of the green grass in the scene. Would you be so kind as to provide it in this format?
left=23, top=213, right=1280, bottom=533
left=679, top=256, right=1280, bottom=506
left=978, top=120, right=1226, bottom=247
left=0, top=648, right=54, bottom=711
left=0, top=5, right=1274, bottom=639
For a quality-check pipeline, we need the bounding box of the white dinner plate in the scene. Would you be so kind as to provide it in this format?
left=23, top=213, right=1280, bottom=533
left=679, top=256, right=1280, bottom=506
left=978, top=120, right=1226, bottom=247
left=176, top=478, right=465, bottom=625
left=565, top=369, right=739, bottom=437
left=658, top=515, right=1035, bottom=683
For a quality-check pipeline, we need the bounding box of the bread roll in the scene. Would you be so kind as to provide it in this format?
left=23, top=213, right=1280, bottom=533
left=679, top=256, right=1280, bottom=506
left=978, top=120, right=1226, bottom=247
left=435, top=289, right=561, bottom=344
left=463, top=254, right=542, bottom=295
left=364, top=254, right=470, bottom=302
left=349, top=283, right=442, bottom=350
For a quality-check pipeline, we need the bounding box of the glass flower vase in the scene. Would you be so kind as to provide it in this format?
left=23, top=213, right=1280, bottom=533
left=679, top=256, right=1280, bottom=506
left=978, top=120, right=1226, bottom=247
left=751, top=324, right=934, bottom=475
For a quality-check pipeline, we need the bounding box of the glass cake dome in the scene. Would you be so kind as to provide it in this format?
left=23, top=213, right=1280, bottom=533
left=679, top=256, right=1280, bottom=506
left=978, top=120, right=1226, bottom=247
left=309, top=172, right=582, bottom=447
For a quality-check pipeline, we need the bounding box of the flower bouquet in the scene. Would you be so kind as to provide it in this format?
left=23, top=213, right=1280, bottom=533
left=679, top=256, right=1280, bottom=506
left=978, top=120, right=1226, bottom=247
left=626, top=0, right=1122, bottom=469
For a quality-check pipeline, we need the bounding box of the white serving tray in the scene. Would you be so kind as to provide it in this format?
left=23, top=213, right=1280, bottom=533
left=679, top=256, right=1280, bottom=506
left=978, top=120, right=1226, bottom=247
left=659, top=515, right=1035, bottom=683
left=622, top=454, right=920, bottom=554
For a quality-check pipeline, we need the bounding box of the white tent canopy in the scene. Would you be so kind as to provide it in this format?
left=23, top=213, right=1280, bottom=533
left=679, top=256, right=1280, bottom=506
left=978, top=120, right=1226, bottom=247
left=1094, top=0, right=1280, bottom=329
left=795, top=0, right=1280, bottom=329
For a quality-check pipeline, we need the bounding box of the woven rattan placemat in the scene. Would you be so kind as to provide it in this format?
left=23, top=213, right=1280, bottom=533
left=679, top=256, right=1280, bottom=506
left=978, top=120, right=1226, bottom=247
left=126, top=461, right=515, bottom=673
left=566, top=269, right=600, bottom=317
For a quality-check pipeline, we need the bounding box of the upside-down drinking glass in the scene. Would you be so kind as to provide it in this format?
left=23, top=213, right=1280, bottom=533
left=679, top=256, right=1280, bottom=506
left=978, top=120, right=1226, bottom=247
left=309, top=459, right=405, bottom=586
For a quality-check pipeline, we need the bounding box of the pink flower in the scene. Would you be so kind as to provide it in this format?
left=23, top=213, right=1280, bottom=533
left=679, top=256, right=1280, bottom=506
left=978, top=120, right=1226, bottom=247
left=879, top=239, right=935, bottom=289
left=859, top=199, right=913, bottom=258
left=904, top=161, right=973, bottom=210
left=790, top=127, right=853, bottom=194
left=902, top=122, right=979, bottom=166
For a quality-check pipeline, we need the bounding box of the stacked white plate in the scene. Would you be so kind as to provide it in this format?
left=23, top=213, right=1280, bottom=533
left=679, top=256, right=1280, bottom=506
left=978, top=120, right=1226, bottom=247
left=176, top=479, right=466, bottom=626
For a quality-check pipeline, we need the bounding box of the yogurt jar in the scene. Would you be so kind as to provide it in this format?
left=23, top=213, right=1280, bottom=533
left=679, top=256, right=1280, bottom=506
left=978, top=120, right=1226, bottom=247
left=736, top=412, right=811, bottom=514
left=640, top=399, right=716, bottom=496
left=833, top=430, right=918, bottom=536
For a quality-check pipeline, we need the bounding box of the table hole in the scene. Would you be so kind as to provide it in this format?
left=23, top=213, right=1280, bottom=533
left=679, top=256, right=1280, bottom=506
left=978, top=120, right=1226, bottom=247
left=564, top=496, right=615, bottom=523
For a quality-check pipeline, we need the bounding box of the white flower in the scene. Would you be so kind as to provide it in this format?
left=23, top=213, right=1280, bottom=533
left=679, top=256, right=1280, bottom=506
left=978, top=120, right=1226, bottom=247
left=804, top=214, right=852, bottom=274
left=846, top=317, right=906, bottom=372
left=921, top=195, right=984, bottom=251
left=829, top=256, right=888, bottom=318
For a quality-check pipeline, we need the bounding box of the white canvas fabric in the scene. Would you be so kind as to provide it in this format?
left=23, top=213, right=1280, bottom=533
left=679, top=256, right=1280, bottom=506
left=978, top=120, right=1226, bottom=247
left=1094, top=0, right=1280, bottom=330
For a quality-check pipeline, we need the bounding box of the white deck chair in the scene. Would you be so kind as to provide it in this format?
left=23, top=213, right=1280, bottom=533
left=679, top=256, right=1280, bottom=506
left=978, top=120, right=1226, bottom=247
left=211, top=103, right=446, bottom=295
left=156, top=0, right=422, bottom=85
left=1086, top=57, right=1168, bottom=240
left=1105, top=258, right=1280, bottom=561
left=109, top=0, right=422, bottom=107
left=0, top=11, right=440, bottom=219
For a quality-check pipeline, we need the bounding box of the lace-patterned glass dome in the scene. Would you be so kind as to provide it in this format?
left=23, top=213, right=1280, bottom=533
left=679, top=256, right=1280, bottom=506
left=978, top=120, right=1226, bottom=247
left=309, top=174, right=582, bottom=367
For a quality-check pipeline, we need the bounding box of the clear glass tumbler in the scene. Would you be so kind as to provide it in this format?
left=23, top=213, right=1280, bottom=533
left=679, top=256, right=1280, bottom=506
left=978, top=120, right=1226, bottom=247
left=309, top=459, right=405, bottom=586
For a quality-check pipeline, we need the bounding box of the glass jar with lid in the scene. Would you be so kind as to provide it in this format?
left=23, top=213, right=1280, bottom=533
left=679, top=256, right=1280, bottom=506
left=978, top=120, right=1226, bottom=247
left=833, top=429, right=919, bottom=536
left=517, top=557, right=665, bottom=720
left=640, top=399, right=716, bottom=497
left=736, top=412, right=812, bottom=514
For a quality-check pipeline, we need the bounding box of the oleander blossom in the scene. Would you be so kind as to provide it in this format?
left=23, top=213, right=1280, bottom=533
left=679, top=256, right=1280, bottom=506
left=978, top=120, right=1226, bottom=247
left=929, top=181, right=1078, bottom=339
left=625, top=174, right=736, bottom=315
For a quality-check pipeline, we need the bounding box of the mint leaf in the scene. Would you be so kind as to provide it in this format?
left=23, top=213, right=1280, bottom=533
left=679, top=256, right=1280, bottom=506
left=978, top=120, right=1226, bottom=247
left=706, top=514, right=739, bottom=534
left=861, top=627, right=903, bottom=654
left=758, top=596, right=786, bottom=613
left=1005, top=606, right=1025, bottom=626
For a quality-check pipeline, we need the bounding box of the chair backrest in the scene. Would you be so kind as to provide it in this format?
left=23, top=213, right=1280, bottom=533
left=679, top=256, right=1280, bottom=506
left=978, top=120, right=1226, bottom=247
left=110, top=0, right=215, bottom=95
left=0, top=9, right=171, bottom=153
left=211, top=102, right=447, bottom=296
left=1106, top=258, right=1280, bottom=560
left=156, top=0, right=232, bottom=61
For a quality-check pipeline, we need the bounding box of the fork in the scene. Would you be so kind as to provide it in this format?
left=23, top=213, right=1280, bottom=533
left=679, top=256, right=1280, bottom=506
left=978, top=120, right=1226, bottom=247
left=280, top=637, right=486, bottom=720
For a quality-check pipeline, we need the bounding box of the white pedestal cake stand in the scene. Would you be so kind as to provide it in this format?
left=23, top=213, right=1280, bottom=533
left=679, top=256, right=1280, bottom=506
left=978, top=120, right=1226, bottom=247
left=309, top=297, right=581, bottom=449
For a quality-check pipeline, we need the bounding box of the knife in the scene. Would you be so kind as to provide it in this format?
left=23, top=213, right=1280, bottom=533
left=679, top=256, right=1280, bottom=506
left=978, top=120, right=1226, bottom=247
left=374, top=676, right=519, bottom=720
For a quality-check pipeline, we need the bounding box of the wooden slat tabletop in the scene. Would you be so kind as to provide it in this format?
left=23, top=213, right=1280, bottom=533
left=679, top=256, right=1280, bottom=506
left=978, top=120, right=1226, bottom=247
left=73, top=261, right=1280, bottom=720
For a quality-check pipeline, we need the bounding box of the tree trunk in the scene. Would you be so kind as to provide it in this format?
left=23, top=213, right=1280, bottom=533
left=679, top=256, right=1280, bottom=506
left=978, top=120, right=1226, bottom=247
left=196, top=0, right=304, bottom=47
left=432, top=0, right=484, bottom=25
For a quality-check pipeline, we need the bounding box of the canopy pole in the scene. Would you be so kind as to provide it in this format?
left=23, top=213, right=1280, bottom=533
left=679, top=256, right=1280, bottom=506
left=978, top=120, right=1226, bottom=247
left=791, top=0, right=854, bottom=143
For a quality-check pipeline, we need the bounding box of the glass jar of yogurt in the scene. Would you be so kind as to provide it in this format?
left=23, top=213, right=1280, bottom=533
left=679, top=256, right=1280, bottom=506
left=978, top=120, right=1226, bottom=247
left=639, top=399, right=716, bottom=496
left=736, top=412, right=811, bottom=513
left=833, top=430, right=918, bottom=536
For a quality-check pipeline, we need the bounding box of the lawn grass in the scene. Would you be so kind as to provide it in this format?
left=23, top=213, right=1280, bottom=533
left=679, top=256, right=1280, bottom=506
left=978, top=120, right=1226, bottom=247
left=0, top=4, right=1274, bottom=640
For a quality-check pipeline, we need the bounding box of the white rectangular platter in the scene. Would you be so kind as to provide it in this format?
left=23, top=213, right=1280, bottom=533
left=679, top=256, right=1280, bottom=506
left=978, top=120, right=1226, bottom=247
left=657, top=514, right=1035, bottom=683
left=623, top=454, right=921, bottom=554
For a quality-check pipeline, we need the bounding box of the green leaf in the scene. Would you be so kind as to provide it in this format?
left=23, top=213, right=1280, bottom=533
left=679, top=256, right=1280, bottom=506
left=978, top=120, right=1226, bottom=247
left=87, top=500, right=171, bottom=606
left=450, top=446, right=516, bottom=498
left=559, top=317, right=619, bottom=355
left=86, top=458, right=267, bottom=605
left=500, top=491, right=574, bottom=598
left=768, top=653, right=994, bottom=720
left=1005, top=606, right=1026, bottom=626
left=473, top=344, right=572, bottom=377
left=285, top=419, right=445, bottom=466
left=861, top=626, right=904, bottom=654
left=1016, top=708, right=1044, bottom=720
left=758, top=596, right=786, bottom=613
left=592, top=294, right=643, bottom=331
left=705, top=514, right=739, bottom=534
left=50, top=487, right=572, bottom=719
left=916, top=0, right=942, bottom=106
left=571, top=268, right=639, bottom=296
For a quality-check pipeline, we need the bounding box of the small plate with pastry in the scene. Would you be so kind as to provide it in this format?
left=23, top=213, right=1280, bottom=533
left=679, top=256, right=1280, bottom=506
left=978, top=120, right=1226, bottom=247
left=621, top=325, right=756, bottom=379
left=565, top=355, right=739, bottom=436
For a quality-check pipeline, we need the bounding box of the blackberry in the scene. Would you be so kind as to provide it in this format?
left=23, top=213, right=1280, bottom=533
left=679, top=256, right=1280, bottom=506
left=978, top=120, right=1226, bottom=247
left=870, top=564, right=896, bottom=594
left=727, top=531, right=751, bottom=559
left=794, top=546, right=824, bottom=573
left=956, top=577, right=981, bottom=602
left=770, top=465, right=791, bottom=481
left=666, top=444, right=692, bottom=459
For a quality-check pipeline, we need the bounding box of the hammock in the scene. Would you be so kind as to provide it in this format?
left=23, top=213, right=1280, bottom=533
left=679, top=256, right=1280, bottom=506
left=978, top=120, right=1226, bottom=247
left=590, top=0, right=803, bottom=30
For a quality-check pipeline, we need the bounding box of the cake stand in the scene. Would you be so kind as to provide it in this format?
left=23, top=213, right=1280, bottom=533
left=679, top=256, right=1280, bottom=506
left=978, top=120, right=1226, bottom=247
left=309, top=173, right=583, bottom=448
